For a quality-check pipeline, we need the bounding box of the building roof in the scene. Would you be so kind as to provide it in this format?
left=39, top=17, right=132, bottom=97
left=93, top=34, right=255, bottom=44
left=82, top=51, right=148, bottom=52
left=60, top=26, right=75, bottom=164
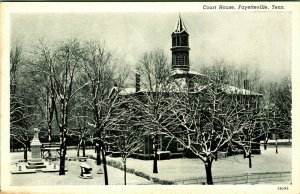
left=119, top=82, right=262, bottom=96
left=221, top=85, right=262, bottom=96
left=119, top=87, right=136, bottom=95
left=119, top=78, right=207, bottom=95
left=174, top=14, right=188, bottom=34
left=170, top=69, right=208, bottom=78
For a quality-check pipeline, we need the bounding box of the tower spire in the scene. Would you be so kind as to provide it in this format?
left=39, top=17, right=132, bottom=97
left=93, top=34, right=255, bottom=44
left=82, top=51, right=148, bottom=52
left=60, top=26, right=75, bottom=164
left=174, top=13, right=187, bottom=33
left=171, top=14, right=190, bottom=72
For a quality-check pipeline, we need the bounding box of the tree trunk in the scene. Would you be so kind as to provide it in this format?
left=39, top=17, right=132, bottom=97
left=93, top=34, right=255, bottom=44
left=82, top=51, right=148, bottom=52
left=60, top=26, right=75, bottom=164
left=24, top=146, right=27, bottom=162
left=82, top=140, right=86, bottom=157
left=248, top=151, right=252, bottom=168
left=77, top=142, right=80, bottom=157
left=153, top=144, right=158, bottom=173
left=264, top=137, right=268, bottom=150
left=124, top=163, right=127, bottom=185
left=101, top=147, right=108, bottom=185
left=48, top=123, right=52, bottom=143
left=275, top=133, right=278, bottom=154
left=59, top=126, right=67, bottom=175
left=215, top=152, right=218, bottom=161
left=59, top=146, right=66, bottom=175
left=12, top=139, right=15, bottom=152
left=27, top=141, right=31, bottom=152
left=249, top=140, right=252, bottom=168
left=96, top=145, right=101, bottom=165
left=205, top=160, right=213, bottom=185
left=264, top=142, right=267, bottom=150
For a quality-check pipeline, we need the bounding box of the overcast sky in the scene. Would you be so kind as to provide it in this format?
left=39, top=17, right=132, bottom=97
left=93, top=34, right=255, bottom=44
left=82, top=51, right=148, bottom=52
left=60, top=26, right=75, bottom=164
left=11, top=12, right=291, bottom=82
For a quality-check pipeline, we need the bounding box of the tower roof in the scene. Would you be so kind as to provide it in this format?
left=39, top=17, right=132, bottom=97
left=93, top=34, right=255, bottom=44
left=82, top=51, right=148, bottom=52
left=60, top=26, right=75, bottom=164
left=174, top=14, right=188, bottom=33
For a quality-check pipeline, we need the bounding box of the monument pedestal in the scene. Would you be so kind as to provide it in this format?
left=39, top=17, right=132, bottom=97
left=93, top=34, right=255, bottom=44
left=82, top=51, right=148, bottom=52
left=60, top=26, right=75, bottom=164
left=26, top=128, right=46, bottom=170
left=26, top=163, right=46, bottom=169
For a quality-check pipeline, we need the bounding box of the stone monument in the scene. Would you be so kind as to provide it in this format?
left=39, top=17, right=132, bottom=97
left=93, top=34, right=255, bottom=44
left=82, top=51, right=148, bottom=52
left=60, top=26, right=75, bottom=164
left=26, top=128, right=46, bottom=169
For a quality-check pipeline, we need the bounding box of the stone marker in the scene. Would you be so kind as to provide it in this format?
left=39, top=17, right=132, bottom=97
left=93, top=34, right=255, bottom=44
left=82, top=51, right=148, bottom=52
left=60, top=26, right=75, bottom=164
left=26, top=128, right=46, bottom=169
left=31, top=128, right=42, bottom=159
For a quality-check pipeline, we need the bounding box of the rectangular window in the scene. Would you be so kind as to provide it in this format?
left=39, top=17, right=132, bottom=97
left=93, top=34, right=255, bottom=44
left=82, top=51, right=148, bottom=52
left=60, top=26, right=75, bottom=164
left=177, top=141, right=184, bottom=150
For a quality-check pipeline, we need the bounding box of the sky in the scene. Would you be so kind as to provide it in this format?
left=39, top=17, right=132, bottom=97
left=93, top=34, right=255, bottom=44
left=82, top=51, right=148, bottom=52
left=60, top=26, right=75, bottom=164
left=11, top=12, right=291, bottom=82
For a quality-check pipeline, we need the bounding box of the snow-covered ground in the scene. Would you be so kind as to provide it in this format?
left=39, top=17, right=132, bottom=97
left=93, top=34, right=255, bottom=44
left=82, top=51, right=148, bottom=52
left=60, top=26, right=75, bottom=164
left=10, top=155, right=151, bottom=186
left=108, top=146, right=291, bottom=181
left=10, top=146, right=291, bottom=185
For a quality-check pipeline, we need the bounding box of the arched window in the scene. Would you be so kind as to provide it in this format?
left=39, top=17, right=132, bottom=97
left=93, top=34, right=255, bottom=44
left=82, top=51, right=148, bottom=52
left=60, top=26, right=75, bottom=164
left=172, top=54, right=176, bottom=66
left=176, top=54, right=181, bottom=66
left=186, top=55, right=189, bottom=66
left=183, top=54, right=187, bottom=66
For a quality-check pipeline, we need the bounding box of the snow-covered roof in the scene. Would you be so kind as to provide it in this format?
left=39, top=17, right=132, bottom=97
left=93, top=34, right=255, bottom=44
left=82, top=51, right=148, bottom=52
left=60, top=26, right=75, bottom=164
left=221, top=85, right=262, bottom=96
left=119, top=78, right=208, bottom=95
left=170, top=69, right=208, bottom=78
left=119, top=87, right=137, bottom=95
left=119, top=83, right=262, bottom=97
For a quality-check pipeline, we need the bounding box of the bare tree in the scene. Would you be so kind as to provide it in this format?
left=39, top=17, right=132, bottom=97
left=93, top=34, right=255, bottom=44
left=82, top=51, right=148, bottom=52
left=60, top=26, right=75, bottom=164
left=256, top=81, right=277, bottom=150
left=201, top=62, right=266, bottom=168
left=81, top=40, right=128, bottom=184
left=10, top=44, right=43, bottom=161
left=32, top=38, right=88, bottom=175
left=68, top=111, right=91, bottom=157
left=158, top=61, right=264, bottom=184
left=256, top=75, right=291, bottom=153
left=273, top=76, right=292, bottom=142
left=268, top=76, right=291, bottom=153
left=229, top=103, right=264, bottom=168
left=28, top=40, right=59, bottom=143
left=111, top=95, right=146, bottom=185
left=168, top=83, right=244, bottom=184
left=135, top=49, right=171, bottom=174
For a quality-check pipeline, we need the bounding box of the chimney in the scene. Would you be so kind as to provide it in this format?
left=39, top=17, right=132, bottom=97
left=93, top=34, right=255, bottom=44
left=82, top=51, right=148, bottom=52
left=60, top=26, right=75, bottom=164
left=188, top=79, right=194, bottom=92
left=136, top=73, right=140, bottom=92
left=243, top=79, right=250, bottom=90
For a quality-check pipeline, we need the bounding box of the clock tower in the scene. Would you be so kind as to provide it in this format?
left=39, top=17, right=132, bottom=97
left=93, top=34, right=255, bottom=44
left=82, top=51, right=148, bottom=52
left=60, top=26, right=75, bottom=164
left=171, top=14, right=190, bottom=72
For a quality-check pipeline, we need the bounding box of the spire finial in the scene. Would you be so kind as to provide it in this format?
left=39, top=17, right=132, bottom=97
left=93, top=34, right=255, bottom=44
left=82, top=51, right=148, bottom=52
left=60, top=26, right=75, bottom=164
left=174, top=13, right=187, bottom=33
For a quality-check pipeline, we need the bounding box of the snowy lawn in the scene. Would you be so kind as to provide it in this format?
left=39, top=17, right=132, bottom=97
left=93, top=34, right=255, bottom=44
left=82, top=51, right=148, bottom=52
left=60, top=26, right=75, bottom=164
left=10, top=146, right=291, bottom=185
left=107, top=146, right=291, bottom=181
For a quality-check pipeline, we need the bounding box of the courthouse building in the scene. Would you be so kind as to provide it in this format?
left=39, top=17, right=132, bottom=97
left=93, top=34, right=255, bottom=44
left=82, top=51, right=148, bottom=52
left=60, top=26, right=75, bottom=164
left=112, top=15, right=262, bottom=159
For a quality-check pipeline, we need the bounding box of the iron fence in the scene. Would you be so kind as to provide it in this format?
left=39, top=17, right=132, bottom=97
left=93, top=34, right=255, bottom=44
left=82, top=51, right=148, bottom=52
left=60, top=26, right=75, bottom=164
left=173, top=171, right=291, bottom=185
